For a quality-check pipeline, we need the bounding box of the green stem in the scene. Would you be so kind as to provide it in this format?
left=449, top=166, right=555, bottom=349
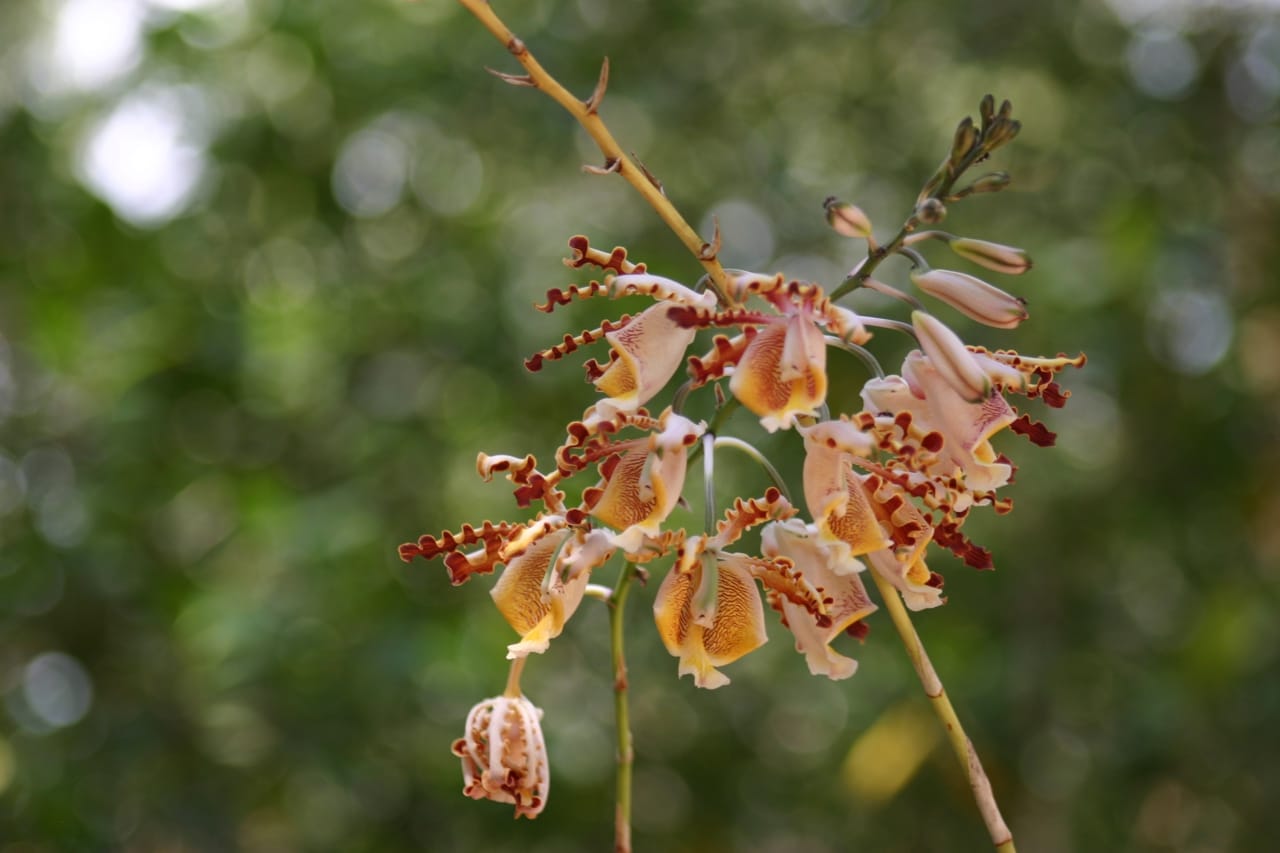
left=825, top=335, right=886, bottom=379
left=711, top=436, right=793, bottom=505
left=831, top=139, right=992, bottom=301
left=608, top=563, right=638, bottom=853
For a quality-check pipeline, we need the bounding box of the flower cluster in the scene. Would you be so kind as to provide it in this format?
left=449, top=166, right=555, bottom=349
left=400, top=95, right=1083, bottom=819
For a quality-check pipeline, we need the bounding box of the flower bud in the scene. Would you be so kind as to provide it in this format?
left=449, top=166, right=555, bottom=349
left=453, top=694, right=550, bottom=819
left=979, top=94, right=996, bottom=130
left=915, top=197, right=946, bottom=224
left=911, top=268, right=1028, bottom=329
left=948, top=237, right=1032, bottom=275
left=949, top=116, right=978, bottom=167
left=823, top=197, right=873, bottom=239
left=910, top=311, right=990, bottom=402
left=964, top=171, right=1011, bottom=195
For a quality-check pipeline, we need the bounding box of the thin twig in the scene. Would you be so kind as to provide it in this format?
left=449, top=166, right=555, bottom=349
left=867, top=569, right=1016, bottom=852
left=457, top=0, right=735, bottom=307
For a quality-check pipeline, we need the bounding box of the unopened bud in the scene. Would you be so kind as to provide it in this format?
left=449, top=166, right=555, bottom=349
left=984, top=118, right=1021, bottom=150
left=824, top=197, right=873, bottom=239
left=950, top=116, right=978, bottom=167
left=454, top=694, right=550, bottom=819
left=911, top=311, right=992, bottom=402
left=916, top=197, right=947, bottom=224
left=911, top=268, right=1028, bottom=329
left=947, top=237, right=1033, bottom=275
left=965, top=172, right=1011, bottom=195
left=979, top=94, right=996, bottom=130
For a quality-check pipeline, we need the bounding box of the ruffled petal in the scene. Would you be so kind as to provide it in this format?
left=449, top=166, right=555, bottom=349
left=868, top=547, right=943, bottom=611
left=589, top=412, right=701, bottom=552
left=762, top=519, right=877, bottom=680
left=594, top=303, right=697, bottom=412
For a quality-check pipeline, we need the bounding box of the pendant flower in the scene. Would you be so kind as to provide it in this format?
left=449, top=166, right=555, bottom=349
left=400, top=454, right=619, bottom=659
left=760, top=518, right=877, bottom=679
left=453, top=693, right=550, bottom=819
left=566, top=408, right=704, bottom=553
left=863, top=350, right=1017, bottom=499
left=490, top=527, right=622, bottom=659
left=677, top=274, right=869, bottom=432
left=798, top=418, right=891, bottom=560
left=652, top=490, right=831, bottom=688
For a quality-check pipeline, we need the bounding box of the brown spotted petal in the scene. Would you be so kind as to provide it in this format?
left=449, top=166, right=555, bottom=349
left=653, top=538, right=768, bottom=689
left=453, top=694, right=550, bottom=819
left=799, top=421, right=889, bottom=560
left=589, top=411, right=703, bottom=552
left=730, top=313, right=828, bottom=433
left=761, top=519, right=877, bottom=680
left=862, top=352, right=1016, bottom=497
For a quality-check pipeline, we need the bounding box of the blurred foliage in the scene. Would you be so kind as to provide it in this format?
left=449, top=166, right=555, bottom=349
left=1, top=0, right=1279, bottom=850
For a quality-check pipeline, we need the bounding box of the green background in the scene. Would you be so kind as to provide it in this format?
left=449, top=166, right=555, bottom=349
left=1, top=0, right=1277, bottom=850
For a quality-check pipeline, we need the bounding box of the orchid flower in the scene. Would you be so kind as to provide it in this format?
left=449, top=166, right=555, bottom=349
left=863, top=350, right=1018, bottom=499
left=454, top=693, right=550, bottom=819
left=798, top=418, right=892, bottom=559
left=653, top=490, right=830, bottom=688
left=760, top=518, right=877, bottom=679
left=678, top=274, right=869, bottom=432
left=563, top=407, right=704, bottom=553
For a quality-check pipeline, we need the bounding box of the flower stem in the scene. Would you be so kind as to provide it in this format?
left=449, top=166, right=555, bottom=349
left=503, top=655, right=527, bottom=699
left=712, top=436, right=792, bottom=505
left=608, top=562, right=638, bottom=853
left=455, top=0, right=734, bottom=307
left=867, top=570, right=1016, bottom=852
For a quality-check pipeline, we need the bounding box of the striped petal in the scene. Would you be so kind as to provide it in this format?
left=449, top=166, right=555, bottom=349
left=730, top=315, right=828, bottom=432
left=490, top=528, right=588, bottom=659
left=654, top=543, right=768, bottom=689
left=799, top=422, right=889, bottom=559
left=589, top=412, right=702, bottom=552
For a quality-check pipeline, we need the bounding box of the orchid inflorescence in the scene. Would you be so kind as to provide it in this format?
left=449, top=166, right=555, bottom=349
left=410, top=7, right=1077, bottom=846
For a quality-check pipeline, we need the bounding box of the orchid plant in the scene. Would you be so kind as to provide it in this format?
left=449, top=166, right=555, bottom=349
left=401, top=2, right=1084, bottom=850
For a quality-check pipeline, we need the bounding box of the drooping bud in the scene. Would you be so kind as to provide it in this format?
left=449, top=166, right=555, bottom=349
left=911, top=269, right=1028, bottom=329
left=964, top=171, right=1011, bottom=195
left=824, top=197, right=873, bottom=239
left=453, top=694, right=550, bottom=819
left=910, top=311, right=990, bottom=402
left=947, top=237, right=1032, bottom=275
